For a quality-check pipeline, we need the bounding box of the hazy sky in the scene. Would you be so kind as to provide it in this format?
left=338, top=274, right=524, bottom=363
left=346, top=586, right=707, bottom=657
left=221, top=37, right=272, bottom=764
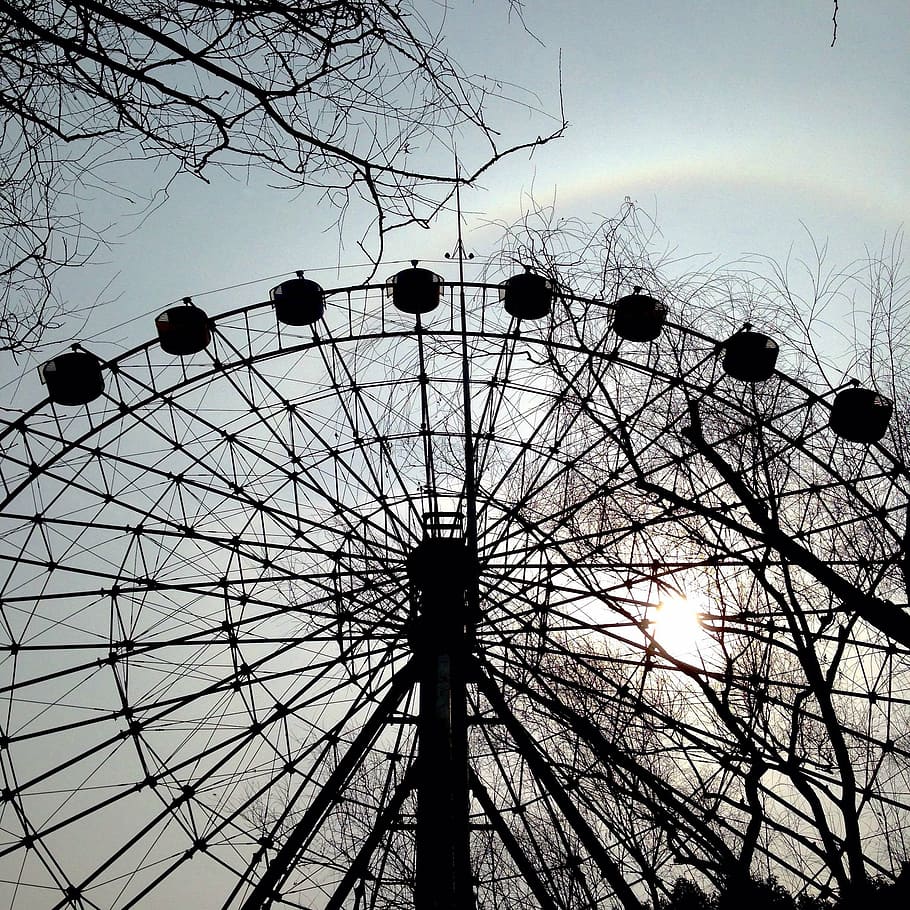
left=0, top=6, right=907, bottom=903
left=3, top=0, right=908, bottom=397
left=447, top=1, right=908, bottom=263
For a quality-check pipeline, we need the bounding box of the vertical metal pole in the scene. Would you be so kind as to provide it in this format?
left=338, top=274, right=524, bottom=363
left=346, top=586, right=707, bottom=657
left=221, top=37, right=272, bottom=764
left=412, top=168, right=477, bottom=909
left=411, top=542, right=475, bottom=910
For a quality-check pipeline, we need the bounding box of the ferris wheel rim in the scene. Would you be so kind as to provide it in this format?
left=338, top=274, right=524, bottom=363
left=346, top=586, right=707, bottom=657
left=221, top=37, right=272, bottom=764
left=0, top=274, right=906, bottom=908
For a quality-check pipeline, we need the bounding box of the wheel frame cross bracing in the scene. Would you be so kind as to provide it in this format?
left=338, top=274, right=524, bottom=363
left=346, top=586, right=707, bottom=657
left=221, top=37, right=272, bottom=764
left=0, top=274, right=907, bottom=909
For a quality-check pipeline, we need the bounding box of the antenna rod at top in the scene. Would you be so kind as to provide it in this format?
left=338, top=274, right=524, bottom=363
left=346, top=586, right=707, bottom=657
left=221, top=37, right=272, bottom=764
left=453, top=160, right=480, bottom=620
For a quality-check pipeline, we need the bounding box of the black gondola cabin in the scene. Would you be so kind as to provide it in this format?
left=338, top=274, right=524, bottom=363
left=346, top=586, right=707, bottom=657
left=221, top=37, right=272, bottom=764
left=829, top=387, right=893, bottom=443
left=271, top=277, right=325, bottom=326
left=721, top=329, right=779, bottom=382
left=39, top=351, right=104, bottom=406
left=613, top=288, right=668, bottom=342
left=500, top=271, right=555, bottom=321
left=387, top=263, right=442, bottom=315
left=155, top=301, right=211, bottom=355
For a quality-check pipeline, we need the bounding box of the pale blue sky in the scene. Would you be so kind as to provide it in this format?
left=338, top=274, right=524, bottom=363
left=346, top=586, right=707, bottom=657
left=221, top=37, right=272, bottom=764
left=450, top=1, right=908, bottom=259
left=0, top=7, right=906, bottom=902
left=3, top=1, right=908, bottom=396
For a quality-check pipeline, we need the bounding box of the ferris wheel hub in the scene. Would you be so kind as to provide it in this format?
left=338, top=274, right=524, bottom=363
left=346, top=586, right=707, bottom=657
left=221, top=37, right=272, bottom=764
left=406, top=537, right=475, bottom=595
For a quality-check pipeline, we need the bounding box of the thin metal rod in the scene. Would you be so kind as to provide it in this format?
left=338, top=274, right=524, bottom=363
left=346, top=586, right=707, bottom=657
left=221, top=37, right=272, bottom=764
left=237, top=662, right=416, bottom=910
left=414, top=311, right=438, bottom=522
left=477, top=667, right=644, bottom=910
left=454, top=170, right=480, bottom=633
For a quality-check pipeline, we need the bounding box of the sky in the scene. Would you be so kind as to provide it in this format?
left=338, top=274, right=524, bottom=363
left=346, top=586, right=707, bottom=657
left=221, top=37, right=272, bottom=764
left=0, top=5, right=907, bottom=904
left=2, top=0, right=908, bottom=399
left=453, top=1, right=908, bottom=255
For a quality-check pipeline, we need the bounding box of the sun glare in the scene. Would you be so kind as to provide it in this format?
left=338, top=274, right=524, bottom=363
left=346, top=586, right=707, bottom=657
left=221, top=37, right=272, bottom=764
left=651, top=594, right=709, bottom=661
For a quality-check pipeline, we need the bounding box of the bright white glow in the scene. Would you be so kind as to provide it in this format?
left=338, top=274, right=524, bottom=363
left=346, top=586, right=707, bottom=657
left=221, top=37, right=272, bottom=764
left=651, top=594, right=709, bottom=662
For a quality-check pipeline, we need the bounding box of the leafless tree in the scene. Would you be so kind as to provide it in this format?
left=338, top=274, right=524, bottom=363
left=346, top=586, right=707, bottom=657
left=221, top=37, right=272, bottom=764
left=0, top=0, right=564, bottom=352
left=481, top=201, right=910, bottom=903
left=0, top=115, right=102, bottom=355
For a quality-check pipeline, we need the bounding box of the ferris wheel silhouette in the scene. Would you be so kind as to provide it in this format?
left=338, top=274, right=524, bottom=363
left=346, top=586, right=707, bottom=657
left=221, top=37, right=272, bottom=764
left=0, top=255, right=906, bottom=910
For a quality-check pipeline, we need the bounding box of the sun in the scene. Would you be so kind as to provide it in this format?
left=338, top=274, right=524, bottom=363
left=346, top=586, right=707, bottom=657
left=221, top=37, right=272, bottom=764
left=650, top=594, right=710, bottom=662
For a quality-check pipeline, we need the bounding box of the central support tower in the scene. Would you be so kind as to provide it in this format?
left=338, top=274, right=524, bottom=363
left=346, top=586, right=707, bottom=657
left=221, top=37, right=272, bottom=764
left=407, top=512, right=477, bottom=910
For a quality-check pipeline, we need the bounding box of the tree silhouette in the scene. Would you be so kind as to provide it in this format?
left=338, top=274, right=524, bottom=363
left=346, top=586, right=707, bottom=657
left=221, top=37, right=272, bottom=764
left=0, top=0, right=564, bottom=351
left=480, top=202, right=910, bottom=904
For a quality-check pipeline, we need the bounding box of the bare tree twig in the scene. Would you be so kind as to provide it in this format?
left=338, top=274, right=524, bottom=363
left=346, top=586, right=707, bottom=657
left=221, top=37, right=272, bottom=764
left=0, top=0, right=566, bottom=350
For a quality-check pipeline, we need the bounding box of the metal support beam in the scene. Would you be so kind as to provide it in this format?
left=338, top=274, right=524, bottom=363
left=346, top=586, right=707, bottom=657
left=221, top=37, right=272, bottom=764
left=477, top=668, right=644, bottom=910
left=409, top=536, right=476, bottom=910
left=324, top=765, right=419, bottom=910
left=236, top=662, right=416, bottom=910
left=468, top=768, right=562, bottom=910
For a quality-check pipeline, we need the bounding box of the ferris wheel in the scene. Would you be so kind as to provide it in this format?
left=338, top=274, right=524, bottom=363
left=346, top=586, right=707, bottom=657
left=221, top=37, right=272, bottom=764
left=0, top=260, right=907, bottom=910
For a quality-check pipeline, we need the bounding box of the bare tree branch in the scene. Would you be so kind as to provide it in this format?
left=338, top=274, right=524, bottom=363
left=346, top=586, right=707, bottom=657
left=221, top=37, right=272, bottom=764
left=0, top=0, right=566, bottom=351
